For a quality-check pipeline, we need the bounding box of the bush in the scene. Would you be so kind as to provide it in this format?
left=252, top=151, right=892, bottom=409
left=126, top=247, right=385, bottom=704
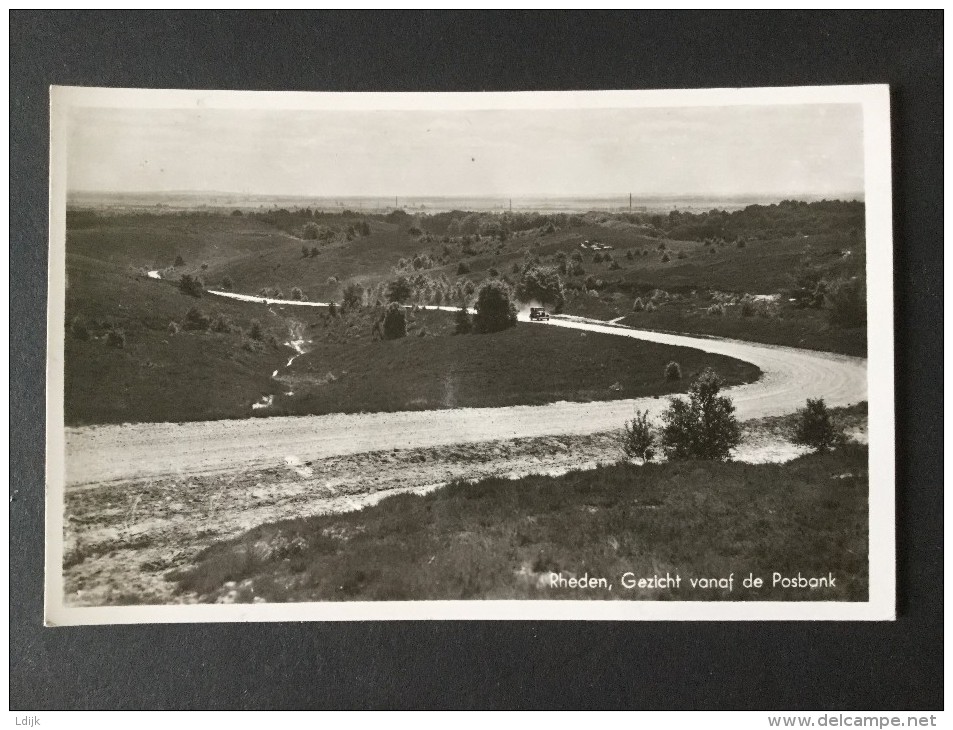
left=516, top=265, right=565, bottom=312
left=593, top=252, right=603, bottom=264
left=706, top=304, right=726, bottom=317
left=70, top=316, right=89, bottom=341
left=386, top=275, right=413, bottom=303
left=174, top=255, right=185, bottom=267
left=741, top=299, right=757, bottom=317
left=792, top=398, right=840, bottom=451
left=488, top=267, right=499, bottom=277
left=201, top=262, right=209, bottom=270
left=302, top=245, right=310, bottom=258
left=825, top=276, right=866, bottom=328
left=179, top=274, right=204, bottom=297
left=106, top=328, right=126, bottom=348
left=342, top=282, right=364, bottom=309
left=211, top=314, right=232, bottom=333
left=221, top=276, right=234, bottom=291
left=310, top=246, right=319, bottom=258
left=632, top=297, right=644, bottom=312
left=626, top=249, right=635, bottom=260
left=382, top=302, right=407, bottom=340
left=457, top=261, right=471, bottom=276
left=736, top=238, right=747, bottom=248
left=645, top=301, right=657, bottom=313
left=302, top=222, right=320, bottom=240
left=621, top=410, right=655, bottom=461
left=328, top=302, right=339, bottom=318
left=473, top=280, right=518, bottom=334
left=664, top=361, right=682, bottom=381
left=660, top=252, right=671, bottom=263
left=168, top=321, right=180, bottom=335
left=183, top=307, right=211, bottom=331
left=454, top=306, right=472, bottom=334
left=289, top=287, right=303, bottom=301
left=660, top=369, right=741, bottom=461
left=249, top=319, right=264, bottom=340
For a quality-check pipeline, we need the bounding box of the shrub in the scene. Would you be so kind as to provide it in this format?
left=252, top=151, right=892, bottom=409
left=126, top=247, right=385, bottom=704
left=201, top=262, right=209, bottom=270
left=241, top=337, right=264, bottom=353
left=660, top=368, right=741, bottom=461
left=174, top=255, right=185, bottom=267
left=221, top=276, right=234, bottom=291
left=626, top=249, right=635, bottom=260
left=792, top=398, right=840, bottom=451
left=660, top=252, right=671, bottom=263
left=382, top=302, right=407, bottom=340
left=488, top=267, right=499, bottom=277
left=473, top=280, right=518, bottom=334
left=310, top=246, right=319, bottom=257
left=706, top=304, right=726, bottom=317
left=741, top=299, right=757, bottom=317
left=632, top=297, right=644, bottom=312
left=664, top=361, right=682, bottom=381
left=168, top=321, right=180, bottom=335
left=386, top=275, right=414, bottom=303
left=179, top=274, right=204, bottom=297
left=70, top=316, right=89, bottom=341
left=454, top=306, right=472, bottom=334
left=231, top=209, right=243, bottom=217
left=302, top=245, right=310, bottom=258
left=342, top=282, right=364, bottom=309
left=584, top=275, right=598, bottom=291
left=593, top=252, right=603, bottom=264
left=106, top=328, right=126, bottom=348
left=609, top=260, right=622, bottom=270
left=571, top=251, right=583, bottom=263
left=249, top=319, right=264, bottom=340
left=645, top=301, right=657, bottom=313
left=621, top=410, right=655, bottom=461
left=736, top=238, right=747, bottom=248
left=328, top=302, right=339, bottom=318
left=302, top=222, right=320, bottom=240
left=677, top=251, right=688, bottom=259
left=211, top=314, right=232, bottom=333
left=408, top=226, right=423, bottom=237
left=516, top=265, right=565, bottom=312
left=457, top=261, right=471, bottom=276
left=184, top=307, right=211, bottom=331
left=289, top=287, right=303, bottom=301
left=642, top=249, right=649, bottom=257
left=825, top=276, right=866, bottom=328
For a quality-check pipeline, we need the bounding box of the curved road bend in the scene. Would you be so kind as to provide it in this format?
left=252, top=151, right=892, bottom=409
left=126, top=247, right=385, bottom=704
left=64, top=312, right=867, bottom=487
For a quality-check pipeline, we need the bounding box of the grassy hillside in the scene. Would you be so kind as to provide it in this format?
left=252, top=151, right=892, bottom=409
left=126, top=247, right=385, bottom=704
left=173, top=444, right=869, bottom=602
left=267, top=316, right=760, bottom=417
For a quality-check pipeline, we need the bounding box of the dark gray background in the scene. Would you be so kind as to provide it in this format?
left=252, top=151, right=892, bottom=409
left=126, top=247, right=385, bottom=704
left=10, top=10, right=943, bottom=710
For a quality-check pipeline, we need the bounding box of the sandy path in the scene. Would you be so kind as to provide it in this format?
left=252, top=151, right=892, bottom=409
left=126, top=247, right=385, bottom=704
left=64, top=314, right=866, bottom=488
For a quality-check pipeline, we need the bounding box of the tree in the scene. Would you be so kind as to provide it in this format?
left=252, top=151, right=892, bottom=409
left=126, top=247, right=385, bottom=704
left=792, top=398, right=840, bottom=450
left=302, top=222, right=320, bottom=240
left=632, top=297, right=645, bottom=312
left=516, top=265, right=565, bottom=313
left=473, top=280, right=518, bottom=334
left=291, top=287, right=304, bottom=301
left=386, top=275, right=414, bottom=303
left=825, top=276, right=866, bottom=328
left=248, top=319, right=264, bottom=340
left=621, top=410, right=655, bottom=461
left=664, top=361, right=682, bottom=381
left=382, top=302, right=407, bottom=340
left=342, top=282, right=364, bottom=309
left=454, top=306, right=472, bottom=334
left=184, top=307, right=211, bottom=331
left=178, top=274, right=204, bottom=297
left=660, top=368, right=741, bottom=461
left=174, top=254, right=185, bottom=267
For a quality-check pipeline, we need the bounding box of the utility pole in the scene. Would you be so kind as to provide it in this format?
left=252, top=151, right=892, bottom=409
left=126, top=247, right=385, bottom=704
left=629, top=193, right=632, bottom=211
left=509, top=198, right=512, bottom=212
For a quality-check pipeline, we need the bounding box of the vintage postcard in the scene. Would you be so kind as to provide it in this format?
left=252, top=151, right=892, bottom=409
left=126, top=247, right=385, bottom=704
left=46, top=85, right=894, bottom=624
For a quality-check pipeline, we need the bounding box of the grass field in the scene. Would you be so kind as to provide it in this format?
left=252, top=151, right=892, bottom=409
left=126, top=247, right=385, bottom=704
left=267, top=317, right=760, bottom=417
left=173, top=444, right=869, bottom=602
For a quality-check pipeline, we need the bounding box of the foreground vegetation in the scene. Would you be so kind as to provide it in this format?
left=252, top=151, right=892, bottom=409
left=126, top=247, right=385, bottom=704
left=173, top=444, right=869, bottom=602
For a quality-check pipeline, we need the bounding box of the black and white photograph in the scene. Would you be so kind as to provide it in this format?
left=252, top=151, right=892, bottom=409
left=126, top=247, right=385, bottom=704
left=45, top=85, right=894, bottom=624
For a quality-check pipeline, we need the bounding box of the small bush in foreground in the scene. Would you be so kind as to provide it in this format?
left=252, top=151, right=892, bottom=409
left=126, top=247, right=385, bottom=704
left=291, top=287, right=304, bottom=301
left=664, top=361, right=682, bottom=381
left=660, top=368, right=741, bottom=461
left=211, top=314, right=232, bottom=333
left=248, top=319, right=264, bottom=340
left=632, top=297, right=644, bottom=312
left=792, top=398, right=841, bottom=451
left=221, top=276, right=234, bottom=291
left=621, top=410, right=655, bottom=461
left=342, top=282, right=364, bottom=309
left=168, top=321, right=180, bottom=335
left=184, top=307, right=211, bottom=331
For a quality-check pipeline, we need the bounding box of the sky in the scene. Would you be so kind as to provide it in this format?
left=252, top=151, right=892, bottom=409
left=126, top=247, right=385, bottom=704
left=67, top=103, right=865, bottom=199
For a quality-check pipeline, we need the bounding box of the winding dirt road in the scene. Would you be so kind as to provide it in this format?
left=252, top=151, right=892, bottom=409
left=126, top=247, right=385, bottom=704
left=64, top=311, right=866, bottom=488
